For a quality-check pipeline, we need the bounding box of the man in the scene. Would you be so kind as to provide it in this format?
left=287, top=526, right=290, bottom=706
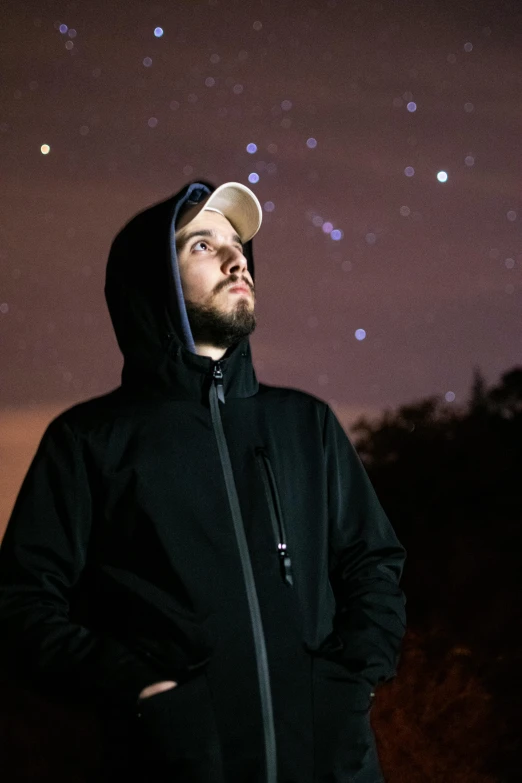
left=0, top=180, right=407, bottom=783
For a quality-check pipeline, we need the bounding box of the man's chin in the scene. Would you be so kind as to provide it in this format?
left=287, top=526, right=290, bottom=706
left=189, top=321, right=256, bottom=348
left=185, top=300, right=255, bottom=345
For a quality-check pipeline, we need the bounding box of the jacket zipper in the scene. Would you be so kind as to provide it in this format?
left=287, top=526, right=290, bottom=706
left=255, top=448, right=294, bottom=587
left=210, top=361, right=277, bottom=783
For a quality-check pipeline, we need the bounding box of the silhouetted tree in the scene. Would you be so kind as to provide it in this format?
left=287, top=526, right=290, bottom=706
left=351, top=365, right=522, bottom=525
left=468, top=365, right=490, bottom=415
left=349, top=365, right=522, bottom=781
left=487, top=368, right=522, bottom=418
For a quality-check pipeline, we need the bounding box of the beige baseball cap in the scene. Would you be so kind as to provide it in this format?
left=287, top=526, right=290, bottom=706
left=176, top=181, right=263, bottom=243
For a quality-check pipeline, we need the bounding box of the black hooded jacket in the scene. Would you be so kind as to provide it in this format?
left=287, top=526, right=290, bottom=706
left=0, top=181, right=407, bottom=783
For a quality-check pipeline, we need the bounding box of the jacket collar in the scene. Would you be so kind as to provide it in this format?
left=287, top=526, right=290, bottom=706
left=120, top=335, right=259, bottom=403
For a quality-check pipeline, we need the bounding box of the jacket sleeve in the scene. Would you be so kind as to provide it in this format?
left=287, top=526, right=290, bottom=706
left=0, top=415, right=162, bottom=712
left=323, top=404, right=407, bottom=691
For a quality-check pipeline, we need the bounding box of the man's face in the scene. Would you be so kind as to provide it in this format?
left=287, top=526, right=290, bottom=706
left=175, top=210, right=256, bottom=351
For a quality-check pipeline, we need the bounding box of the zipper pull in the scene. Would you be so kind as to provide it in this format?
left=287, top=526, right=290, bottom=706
left=213, top=361, right=225, bottom=404
left=278, top=543, right=294, bottom=586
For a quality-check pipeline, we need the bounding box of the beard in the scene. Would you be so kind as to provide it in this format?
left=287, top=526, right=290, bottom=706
left=184, top=292, right=257, bottom=350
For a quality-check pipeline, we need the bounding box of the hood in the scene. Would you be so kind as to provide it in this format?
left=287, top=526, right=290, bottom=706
left=104, top=180, right=259, bottom=403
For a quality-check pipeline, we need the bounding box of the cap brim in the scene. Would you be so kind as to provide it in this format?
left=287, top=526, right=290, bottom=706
left=177, top=182, right=262, bottom=243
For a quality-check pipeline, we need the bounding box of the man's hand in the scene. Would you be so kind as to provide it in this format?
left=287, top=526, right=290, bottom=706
left=138, top=680, right=178, bottom=700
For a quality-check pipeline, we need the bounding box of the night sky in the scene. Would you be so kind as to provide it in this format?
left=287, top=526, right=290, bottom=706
left=1, top=0, right=521, bottom=524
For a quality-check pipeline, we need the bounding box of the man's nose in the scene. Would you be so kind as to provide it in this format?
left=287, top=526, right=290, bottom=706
left=224, top=247, right=248, bottom=272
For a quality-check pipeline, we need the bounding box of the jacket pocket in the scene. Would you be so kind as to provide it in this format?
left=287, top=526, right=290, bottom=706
left=134, top=668, right=224, bottom=776
left=311, top=656, right=380, bottom=782
left=255, top=447, right=294, bottom=586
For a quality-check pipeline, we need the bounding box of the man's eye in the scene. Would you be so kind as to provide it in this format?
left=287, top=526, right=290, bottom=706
left=191, top=240, right=244, bottom=254
left=192, top=241, right=210, bottom=251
